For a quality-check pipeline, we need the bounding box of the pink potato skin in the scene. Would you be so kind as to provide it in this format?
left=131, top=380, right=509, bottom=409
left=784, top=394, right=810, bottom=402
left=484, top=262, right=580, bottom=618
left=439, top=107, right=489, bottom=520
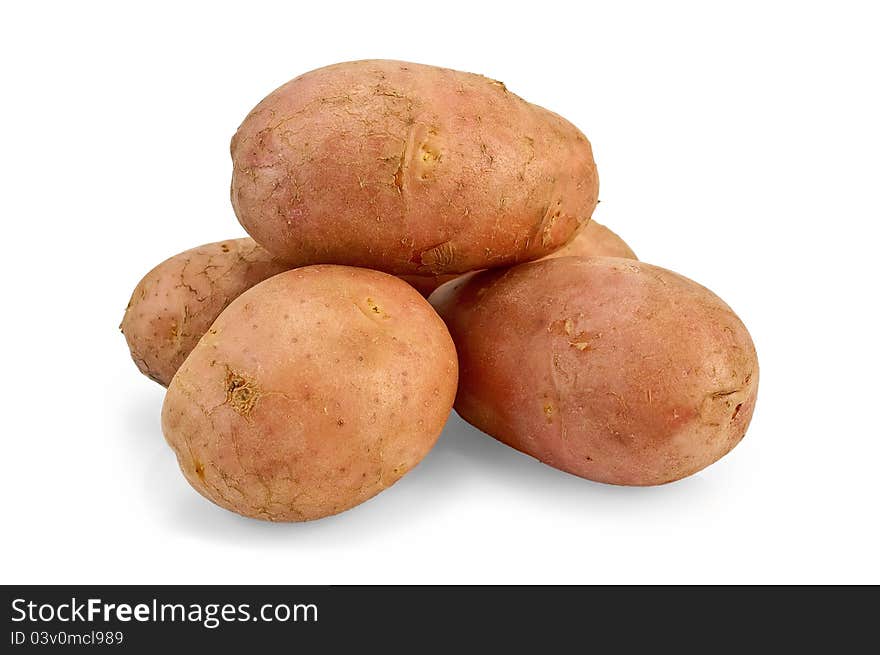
left=401, top=220, right=636, bottom=297
left=545, top=220, right=637, bottom=261
left=120, top=238, right=289, bottom=386
left=161, top=265, right=458, bottom=521
left=430, top=257, right=758, bottom=486
left=230, top=60, right=599, bottom=275
left=398, top=273, right=460, bottom=298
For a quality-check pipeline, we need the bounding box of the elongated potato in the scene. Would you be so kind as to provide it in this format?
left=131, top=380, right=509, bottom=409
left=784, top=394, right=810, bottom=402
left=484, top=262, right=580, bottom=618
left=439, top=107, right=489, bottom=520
left=231, top=59, right=599, bottom=275
left=430, top=257, right=758, bottom=486
left=400, top=219, right=636, bottom=296
left=120, top=238, right=289, bottom=386
left=162, top=265, right=458, bottom=521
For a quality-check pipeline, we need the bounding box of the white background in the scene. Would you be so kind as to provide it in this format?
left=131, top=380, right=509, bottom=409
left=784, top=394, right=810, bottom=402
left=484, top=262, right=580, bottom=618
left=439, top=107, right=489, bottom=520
left=2, top=1, right=878, bottom=584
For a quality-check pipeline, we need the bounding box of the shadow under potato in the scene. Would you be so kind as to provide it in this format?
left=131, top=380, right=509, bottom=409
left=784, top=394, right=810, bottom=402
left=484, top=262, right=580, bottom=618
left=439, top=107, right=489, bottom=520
left=149, top=410, right=709, bottom=544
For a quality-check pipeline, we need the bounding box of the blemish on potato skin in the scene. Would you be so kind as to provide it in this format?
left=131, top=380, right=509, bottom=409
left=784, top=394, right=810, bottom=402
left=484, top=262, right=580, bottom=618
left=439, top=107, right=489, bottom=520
left=549, top=317, right=594, bottom=351
left=731, top=403, right=743, bottom=421
left=418, top=241, right=456, bottom=272
left=224, top=368, right=261, bottom=417
left=358, top=297, right=391, bottom=321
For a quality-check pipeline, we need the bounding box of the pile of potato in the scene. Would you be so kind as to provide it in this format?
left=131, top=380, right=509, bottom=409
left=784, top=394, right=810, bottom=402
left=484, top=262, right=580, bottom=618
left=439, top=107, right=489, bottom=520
left=122, top=60, right=758, bottom=521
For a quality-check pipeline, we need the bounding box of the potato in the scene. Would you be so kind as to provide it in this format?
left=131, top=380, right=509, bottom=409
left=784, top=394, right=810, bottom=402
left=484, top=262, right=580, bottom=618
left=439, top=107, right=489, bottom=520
left=231, top=59, right=599, bottom=275
left=545, top=220, right=636, bottom=261
left=162, top=265, right=458, bottom=521
left=398, top=273, right=459, bottom=298
left=430, top=257, right=758, bottom=485
left=120, top=238, right=289, bottom=386
left=400, top=220, right=635, bottom=296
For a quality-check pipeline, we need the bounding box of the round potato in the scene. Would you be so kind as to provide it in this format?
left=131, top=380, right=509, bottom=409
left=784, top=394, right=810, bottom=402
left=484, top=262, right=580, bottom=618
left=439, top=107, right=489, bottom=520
left=162, top=265, right=458, bottom=521
left=231, top=59, right=599, bottom=275
left=120, top=238, right=289, bottom=386
left=430, top=257, right=758, bottom=486
left=400, top=220, right=636, bottom=297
